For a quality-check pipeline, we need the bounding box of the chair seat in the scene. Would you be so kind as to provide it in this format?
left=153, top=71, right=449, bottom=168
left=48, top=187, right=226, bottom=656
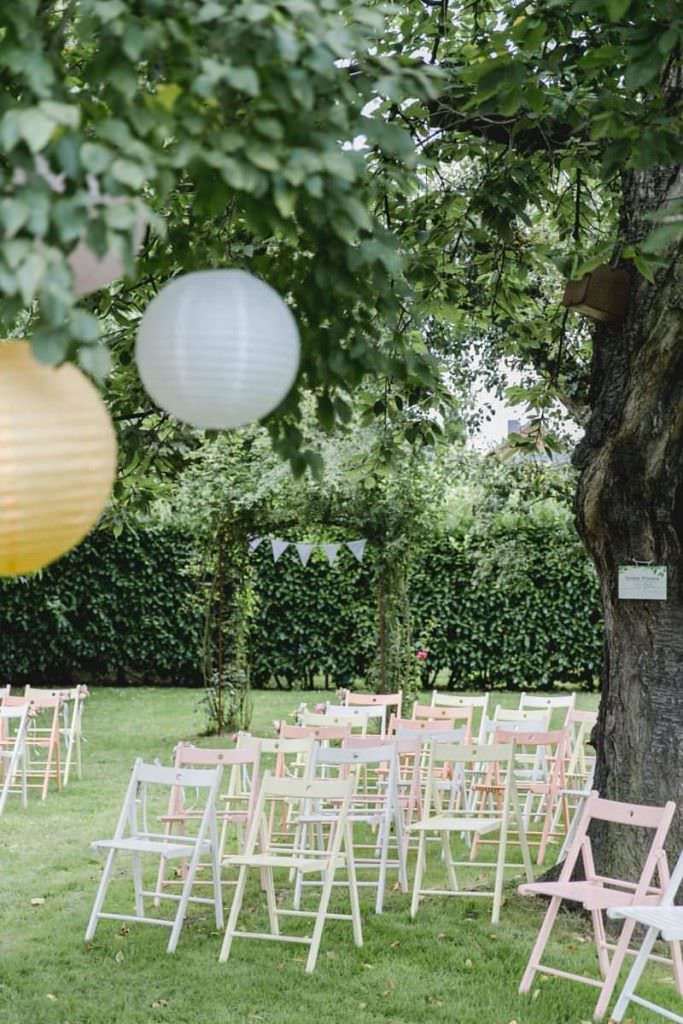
left=609, top=905, right=683, bottom=939
left=519, top=879, right=657, bottom=911
left=409, top=815, right=502, bottom=834
left=92, top=836, right=209, bottom=858
left=223, top=853, right=345, bottom=872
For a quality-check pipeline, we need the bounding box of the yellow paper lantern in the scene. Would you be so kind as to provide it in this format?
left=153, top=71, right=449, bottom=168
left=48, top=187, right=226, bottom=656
left=0, top=341, right=117, bottom=576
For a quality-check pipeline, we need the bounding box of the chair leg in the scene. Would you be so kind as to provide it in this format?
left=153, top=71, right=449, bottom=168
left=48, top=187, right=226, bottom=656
left=305, top=863, right=337, bottom=973
left=610, top=924, right=660, bottom=1023
left=210, top=819, right=224, bottom=930
left=132, top=854, right=144, bottom=917
left=167, top=849, right=199, bottom=954
left=345, top=824, right=363, bottom=947
left=592, top=909, right=610, bottom=979
left=519, top=895, right=562, bottom=993
left=219, top=865, right=249, bottom=962
left=410, top=831, right=426, bottom=919
left=85, top=850, right=117, bottom=942
left=593, top=918, right=636, bottom=1020
left=263, top=867, right=280, bottom=936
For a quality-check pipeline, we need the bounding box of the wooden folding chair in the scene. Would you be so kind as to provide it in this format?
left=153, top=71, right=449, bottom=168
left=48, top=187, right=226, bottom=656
left=608, top=849, right=683, bottom=1022
left=302, top=741, right=407, bottom=913
left=25, top=684, right=89, bottom=786
left=431, top=692, right=490, bottom=742
left=519, top=792, right=679, bottom=1020
left=412, top=702, right=474, bottom=741
left=4, top=693, right=61, bottom=799
left=220, top=772, right=362, bottom=973
left=86, top=759, right=224, bottom=953
left=324, top=704, right=387, bottom=735
left=154, top=742, right=261, bottom=903
left=410, top=739, right=533, bottom=924
left=519, top=691, right=576, bottom=727
left=0, top=703, right=30, bottom=814
left=342, top=690, right=403, bottom=733
left=485, top=727, right=569, bottom=865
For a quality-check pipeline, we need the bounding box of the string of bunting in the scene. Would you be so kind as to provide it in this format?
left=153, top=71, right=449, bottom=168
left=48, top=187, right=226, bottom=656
left=248, top=536, right=367, bottom=567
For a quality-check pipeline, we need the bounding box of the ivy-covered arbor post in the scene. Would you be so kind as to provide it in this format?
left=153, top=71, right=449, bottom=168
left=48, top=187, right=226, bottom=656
left=202, top=506, right=255, bottom=735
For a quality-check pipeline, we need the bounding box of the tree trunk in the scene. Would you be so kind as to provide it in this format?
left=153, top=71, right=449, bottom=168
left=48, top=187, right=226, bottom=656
left=574, top=163, right=683, bottom=876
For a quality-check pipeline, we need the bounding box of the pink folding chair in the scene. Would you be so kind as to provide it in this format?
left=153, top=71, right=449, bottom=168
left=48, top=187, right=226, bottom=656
left=518, top=792, right=679, bottom=1020
left=155, top=741, right=261, bottom=903
left=3, top=694, right=61, bottom=799
left=412, top=702, right=474, bottom=741
left=342, top=690, right=403, bottom=732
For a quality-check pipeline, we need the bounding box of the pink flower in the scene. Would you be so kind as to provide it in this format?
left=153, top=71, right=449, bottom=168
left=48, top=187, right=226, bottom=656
left=416, top=649, right=429, bottom=661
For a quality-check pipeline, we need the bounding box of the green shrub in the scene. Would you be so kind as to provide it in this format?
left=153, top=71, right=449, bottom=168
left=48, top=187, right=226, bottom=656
left=0, top=521, right=602, bottom=690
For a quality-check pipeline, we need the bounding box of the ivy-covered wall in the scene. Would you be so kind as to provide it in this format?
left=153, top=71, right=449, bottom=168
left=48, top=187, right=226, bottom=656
left=0, top=522, right=603, bottom=690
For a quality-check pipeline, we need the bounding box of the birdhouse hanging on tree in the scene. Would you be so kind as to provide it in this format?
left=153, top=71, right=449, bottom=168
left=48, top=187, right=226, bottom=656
left=562, top=264, right=630, bottom=322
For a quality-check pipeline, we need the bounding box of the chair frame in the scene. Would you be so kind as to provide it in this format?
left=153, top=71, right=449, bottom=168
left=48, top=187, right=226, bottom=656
left=302, top=741, right=407, bottom=913
left=219, top=771, right=362, bottom=973
left=410, top=740, right=533, bottom=924
left=85, top=759, right=224, bottom=953
left=0, top=703, right=30, bottom=814
left=518, top=792, right=679, bottom=1020
left=431, top=692, right=490, bottom=742
left=608, top=850, right=683, bottom=1023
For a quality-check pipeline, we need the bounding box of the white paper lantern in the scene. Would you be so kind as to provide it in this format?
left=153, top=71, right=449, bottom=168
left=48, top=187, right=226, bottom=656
left=134, top=269, right=301, bottom=429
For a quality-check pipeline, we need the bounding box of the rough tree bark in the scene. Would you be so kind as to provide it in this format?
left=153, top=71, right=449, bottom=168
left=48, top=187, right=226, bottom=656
left=573, top=162, right=683, bottom=876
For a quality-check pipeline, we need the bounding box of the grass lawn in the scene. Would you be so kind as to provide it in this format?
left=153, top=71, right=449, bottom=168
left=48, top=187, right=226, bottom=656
left=0, top=688, right=673, bottom=1024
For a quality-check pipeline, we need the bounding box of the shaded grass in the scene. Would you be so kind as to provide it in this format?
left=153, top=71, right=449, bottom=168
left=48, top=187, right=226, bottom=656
left=0, top=688, right=672, bottom=1023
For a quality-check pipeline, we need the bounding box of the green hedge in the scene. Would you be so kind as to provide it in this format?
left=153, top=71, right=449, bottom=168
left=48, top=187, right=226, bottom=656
left=0, top=522, right=603, bottom=689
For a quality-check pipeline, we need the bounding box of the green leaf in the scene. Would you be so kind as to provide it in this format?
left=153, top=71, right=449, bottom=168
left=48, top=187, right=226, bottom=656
left=111, top=159, right=146, bottom=188
left=31, top=327, right=69, bottom=364
left=17, top=251, right=46, bottom=302
left=224, top=66, right=260, bottom=97
left=69, top=309, right=101, bottom=343
left=0, top=198, right=30, bottom=238
left=154, top=83, right=182, bottom=112
left=606, top=0, right=631, bottom=20
left=245, top=145, right=279, bottom=171
left=77, top=344, right=111, bottom=381
left=17, top=108, right=55, bottom=153
left=94, top=0, right=126, bottom=23
left=624, top=57, right=660, bottom=91
left=81, top=142, right=112, bottom=173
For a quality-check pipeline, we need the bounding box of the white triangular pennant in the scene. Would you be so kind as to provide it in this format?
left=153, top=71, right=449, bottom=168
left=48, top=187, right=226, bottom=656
left=248, top=536, right=263, bottom=552
left=271, top=538, right=289, bottom=562
left=346, top=539, right=367, bottom=563
left=295, top=543, right=314, bottom=567
left=322, top=542, right=341, bottom=566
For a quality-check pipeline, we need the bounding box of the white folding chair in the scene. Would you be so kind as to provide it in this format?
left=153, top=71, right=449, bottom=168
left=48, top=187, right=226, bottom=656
left=608, top=849, right=683, bottom=1022
left=220, top=771, right=362, bottom=973
left=85, top=759, right=224, bottom=953
left=410, top=739, right=533, bottom=924
left=519, top=692, right=576, bottom=727
left=0, top=704, right=30, bottom=814
left=324, top=704, right=386, bottom=735
left=431, top=692, right=490, bottom=742
left=301, top=741, right=407, bottom=913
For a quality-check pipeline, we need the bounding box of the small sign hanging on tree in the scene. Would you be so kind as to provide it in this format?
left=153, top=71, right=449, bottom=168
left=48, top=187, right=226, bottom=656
left=618, top=565, right=667, bottom=601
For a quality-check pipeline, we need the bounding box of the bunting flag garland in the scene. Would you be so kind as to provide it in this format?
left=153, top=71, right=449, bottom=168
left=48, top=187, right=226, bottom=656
left=271, top=538, right=289, bottom=562
left=295, top=542, right=314, bottom=567
left=346, top=539, right=366, bottom=562
left=249, top=536, right=368, bottom=566
left=322, top=542, right=341, bottom=566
